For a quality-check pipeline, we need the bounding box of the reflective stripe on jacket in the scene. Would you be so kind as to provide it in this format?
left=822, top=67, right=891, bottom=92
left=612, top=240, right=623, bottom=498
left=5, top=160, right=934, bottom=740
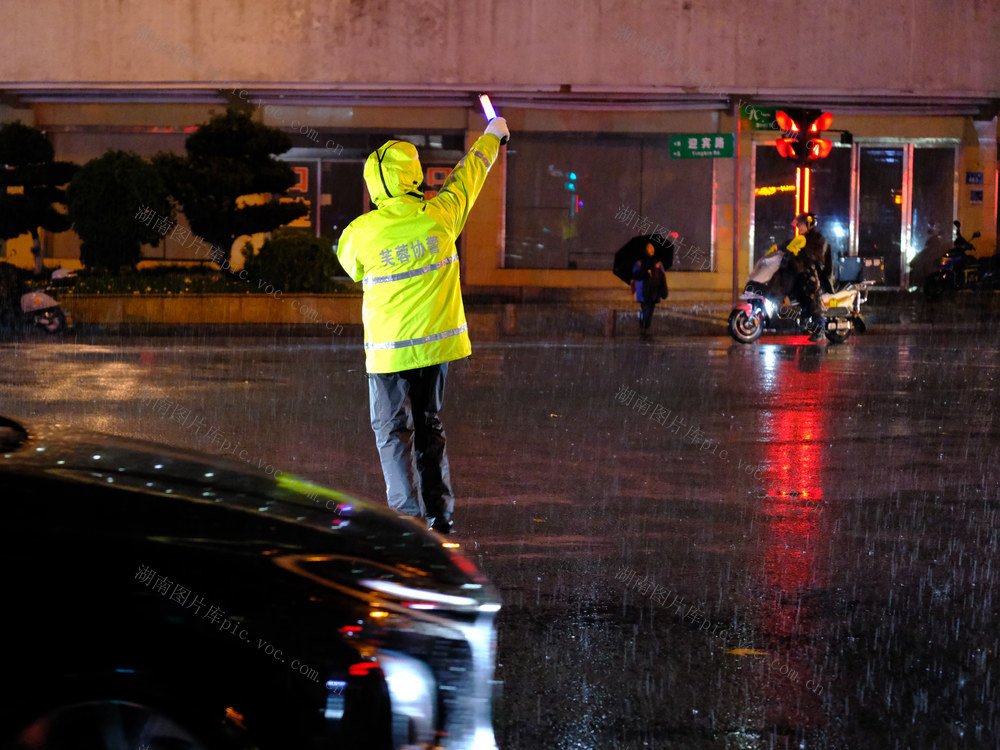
left=337, top=135, right=500, bottom=373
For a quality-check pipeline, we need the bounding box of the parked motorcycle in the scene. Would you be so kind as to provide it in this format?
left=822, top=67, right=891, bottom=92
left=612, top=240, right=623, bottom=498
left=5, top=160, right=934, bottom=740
left=728, top=249, right=880, bottom=344
left=975, top=256, right=1000, bottom=291
left=923, top=221, right=981, bottom=298
left=0, top=265, right=75, bottom=335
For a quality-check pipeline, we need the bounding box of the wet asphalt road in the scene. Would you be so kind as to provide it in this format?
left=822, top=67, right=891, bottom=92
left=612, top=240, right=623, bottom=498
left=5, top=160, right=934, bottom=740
left=2, top=329, right=998, bottom=749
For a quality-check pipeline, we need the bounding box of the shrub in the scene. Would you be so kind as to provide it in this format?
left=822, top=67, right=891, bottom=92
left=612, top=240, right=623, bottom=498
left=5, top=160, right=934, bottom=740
left=0, top=121, right=77, bottom=275
left=64, top=265, right=246, bottom=295
left=241, top=230, right=346, bottom=293
left=153, top=107, right=307, bottom=266
left=66, top=151, right=172, bottom=272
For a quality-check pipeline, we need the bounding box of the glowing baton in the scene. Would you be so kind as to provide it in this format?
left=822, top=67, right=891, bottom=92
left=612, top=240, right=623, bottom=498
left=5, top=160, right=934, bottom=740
left=478, top=93, right=508, bottom=145
left=478, top=93, right=498, bottom=121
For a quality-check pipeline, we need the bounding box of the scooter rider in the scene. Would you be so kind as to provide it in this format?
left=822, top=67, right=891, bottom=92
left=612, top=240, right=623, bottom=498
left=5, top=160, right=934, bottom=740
left=791, top=212, right=832, bottom=342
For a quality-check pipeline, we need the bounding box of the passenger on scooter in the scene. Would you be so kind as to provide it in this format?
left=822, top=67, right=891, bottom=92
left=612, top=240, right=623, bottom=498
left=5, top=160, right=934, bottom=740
left=791, top=213, right=832, bottom=342
left=766, top=240, right=801, bottom=300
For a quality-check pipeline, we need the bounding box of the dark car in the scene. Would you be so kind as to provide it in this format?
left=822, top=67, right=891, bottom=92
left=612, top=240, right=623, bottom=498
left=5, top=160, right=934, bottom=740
left=0, top=416, right=500, bottom=750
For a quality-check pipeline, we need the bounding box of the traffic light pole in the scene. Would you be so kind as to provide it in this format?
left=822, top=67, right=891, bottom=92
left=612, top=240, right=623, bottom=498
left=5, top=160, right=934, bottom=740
left=795, top=166, right=811, bottom=218
left=732, top=101, right=741, bottom=305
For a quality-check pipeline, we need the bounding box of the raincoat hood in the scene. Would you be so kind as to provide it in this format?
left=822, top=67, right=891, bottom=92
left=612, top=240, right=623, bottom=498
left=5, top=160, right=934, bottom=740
left=364, top=140, right=424, bottom=207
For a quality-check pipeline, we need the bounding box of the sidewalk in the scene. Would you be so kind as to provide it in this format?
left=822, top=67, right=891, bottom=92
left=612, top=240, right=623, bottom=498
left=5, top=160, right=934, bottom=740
left=60, top=289, right=1000, bottom=339
left=464, top=289, right=1000, bottom=340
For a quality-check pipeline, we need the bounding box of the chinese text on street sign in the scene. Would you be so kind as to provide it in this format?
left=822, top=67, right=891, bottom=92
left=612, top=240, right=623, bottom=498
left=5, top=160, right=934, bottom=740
left=742, top=105, right=780, bottom=131
left=669, top=133, right=734, bottom=159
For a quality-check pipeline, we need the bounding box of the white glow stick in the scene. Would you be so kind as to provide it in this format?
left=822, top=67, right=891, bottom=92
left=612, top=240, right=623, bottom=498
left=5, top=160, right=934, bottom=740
left=479, top=93, right=497, bottom=121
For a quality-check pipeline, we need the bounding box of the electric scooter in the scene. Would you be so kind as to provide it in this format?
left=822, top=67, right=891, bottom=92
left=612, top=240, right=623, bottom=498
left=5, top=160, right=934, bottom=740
left=0, top=266, right=75, bottom=336
left=729, top=249, right=881, bottom=344
left=923, top=221, right=981, bottom=297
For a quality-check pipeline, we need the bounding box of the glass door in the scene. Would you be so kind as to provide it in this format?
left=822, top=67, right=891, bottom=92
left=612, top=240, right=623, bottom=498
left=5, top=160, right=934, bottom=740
left=857, top=147, right=905, bottom=287
left=908, top=148, right=957, bottom=289
left=752, top=141, right=956, bottom=289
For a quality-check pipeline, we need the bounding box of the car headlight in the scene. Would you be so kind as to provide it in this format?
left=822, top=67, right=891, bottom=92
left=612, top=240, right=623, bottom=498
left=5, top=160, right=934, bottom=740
left=360, top=578, right=478, bottom=609
left=376, top=650, right=437, bottom=748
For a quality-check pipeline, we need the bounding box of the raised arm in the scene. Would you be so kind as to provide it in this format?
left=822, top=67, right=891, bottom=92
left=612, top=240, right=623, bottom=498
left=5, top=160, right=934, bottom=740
left=428, top=121, right=506, bottom=238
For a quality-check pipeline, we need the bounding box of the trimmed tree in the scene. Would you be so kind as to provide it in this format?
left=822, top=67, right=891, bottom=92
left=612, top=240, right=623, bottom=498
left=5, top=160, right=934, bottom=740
left=154, top=107, right=308, bottom=266
left=0, top=121, right=78, bottom=275
left=66, top=151, right=173, bottom=272
left=242, top=229, right=344, bottom=293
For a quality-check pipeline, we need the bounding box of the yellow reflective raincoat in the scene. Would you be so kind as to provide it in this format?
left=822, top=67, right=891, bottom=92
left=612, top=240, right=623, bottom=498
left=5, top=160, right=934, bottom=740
left=337, top=136, right=501, bottom=373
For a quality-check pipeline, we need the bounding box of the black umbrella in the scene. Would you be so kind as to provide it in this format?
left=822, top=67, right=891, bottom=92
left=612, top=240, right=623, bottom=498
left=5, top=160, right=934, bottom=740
left=612, top=233, right=674, bottom=283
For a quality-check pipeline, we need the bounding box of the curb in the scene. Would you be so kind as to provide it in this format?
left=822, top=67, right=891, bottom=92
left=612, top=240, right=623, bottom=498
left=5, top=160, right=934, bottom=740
left=46, top=293, right=1000, bottom=339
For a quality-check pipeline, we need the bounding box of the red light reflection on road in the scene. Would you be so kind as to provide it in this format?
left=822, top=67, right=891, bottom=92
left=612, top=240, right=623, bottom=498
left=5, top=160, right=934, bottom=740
left=754, top=346, right=839, bottom=728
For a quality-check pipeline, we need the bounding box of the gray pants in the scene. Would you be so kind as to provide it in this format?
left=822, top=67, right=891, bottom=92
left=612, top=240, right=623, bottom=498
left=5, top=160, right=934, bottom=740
left=368, top=363, right=454, bottom=524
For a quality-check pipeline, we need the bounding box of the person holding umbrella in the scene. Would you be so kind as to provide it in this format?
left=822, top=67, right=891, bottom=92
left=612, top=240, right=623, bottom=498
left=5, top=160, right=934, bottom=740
left=630, top=241, right=669, bottom=331
left=613, top=233, right=673, bottom=332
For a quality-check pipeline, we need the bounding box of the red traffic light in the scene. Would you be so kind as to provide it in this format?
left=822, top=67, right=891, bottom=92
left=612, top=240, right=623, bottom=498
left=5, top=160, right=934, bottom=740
left=808, top=138, right=833, bottom=158
left=775, top=138, right=833, bottom=161
left=809, top=112, right=833, bottom=132
left=776, top=137, right=832, bottom=161
left=774, top=109, right=834, bottom=163
left=775, top=138, right=798, bottom=159
left=775, top=110, right=799, bottom=134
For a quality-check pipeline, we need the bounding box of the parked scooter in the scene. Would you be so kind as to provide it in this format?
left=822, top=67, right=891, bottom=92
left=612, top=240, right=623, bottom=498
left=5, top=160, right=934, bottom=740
left=728, top=248, right=880, bottom=344
left=975, top=257, right=1000, bottom=291
left=923, top=221, right=981, bottom=298
left=0, top=264, right=75, bottom=335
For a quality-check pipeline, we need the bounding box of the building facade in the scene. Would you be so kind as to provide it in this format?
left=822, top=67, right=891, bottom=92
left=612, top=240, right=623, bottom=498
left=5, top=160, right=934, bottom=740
left=1, top=0, right=997, bottom=303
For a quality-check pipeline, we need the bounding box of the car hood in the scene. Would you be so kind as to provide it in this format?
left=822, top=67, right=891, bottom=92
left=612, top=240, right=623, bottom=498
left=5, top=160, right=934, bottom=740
left=0, top=416, right=498, bottom=614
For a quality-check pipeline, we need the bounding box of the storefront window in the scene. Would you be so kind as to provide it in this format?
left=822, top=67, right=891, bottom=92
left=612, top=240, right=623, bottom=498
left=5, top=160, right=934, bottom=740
left=909, top=148, right=956, bottom=288
left=859, top=147, right=905, bottom=286
left=752, top=148, right=798, bottom=262
left=504, top=134, right=714, bottom=271
left=752, top=145, right=851, bottom=266
left=281, top=134, right=466, bottom=255
left=808, top=147, right=852, bottom=268
left=320, top=161, right=364, bottom=243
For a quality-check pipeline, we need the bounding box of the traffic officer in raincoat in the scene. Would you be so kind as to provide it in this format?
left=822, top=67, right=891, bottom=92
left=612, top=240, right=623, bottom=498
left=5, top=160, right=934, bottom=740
left=337, top=117, right=510, bottom=533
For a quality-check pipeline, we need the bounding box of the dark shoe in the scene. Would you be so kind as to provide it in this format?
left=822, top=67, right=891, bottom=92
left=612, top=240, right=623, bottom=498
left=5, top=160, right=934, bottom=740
left=428, top=517, right=454, bottom=534
left=808, top=316, right=826, bottom=342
